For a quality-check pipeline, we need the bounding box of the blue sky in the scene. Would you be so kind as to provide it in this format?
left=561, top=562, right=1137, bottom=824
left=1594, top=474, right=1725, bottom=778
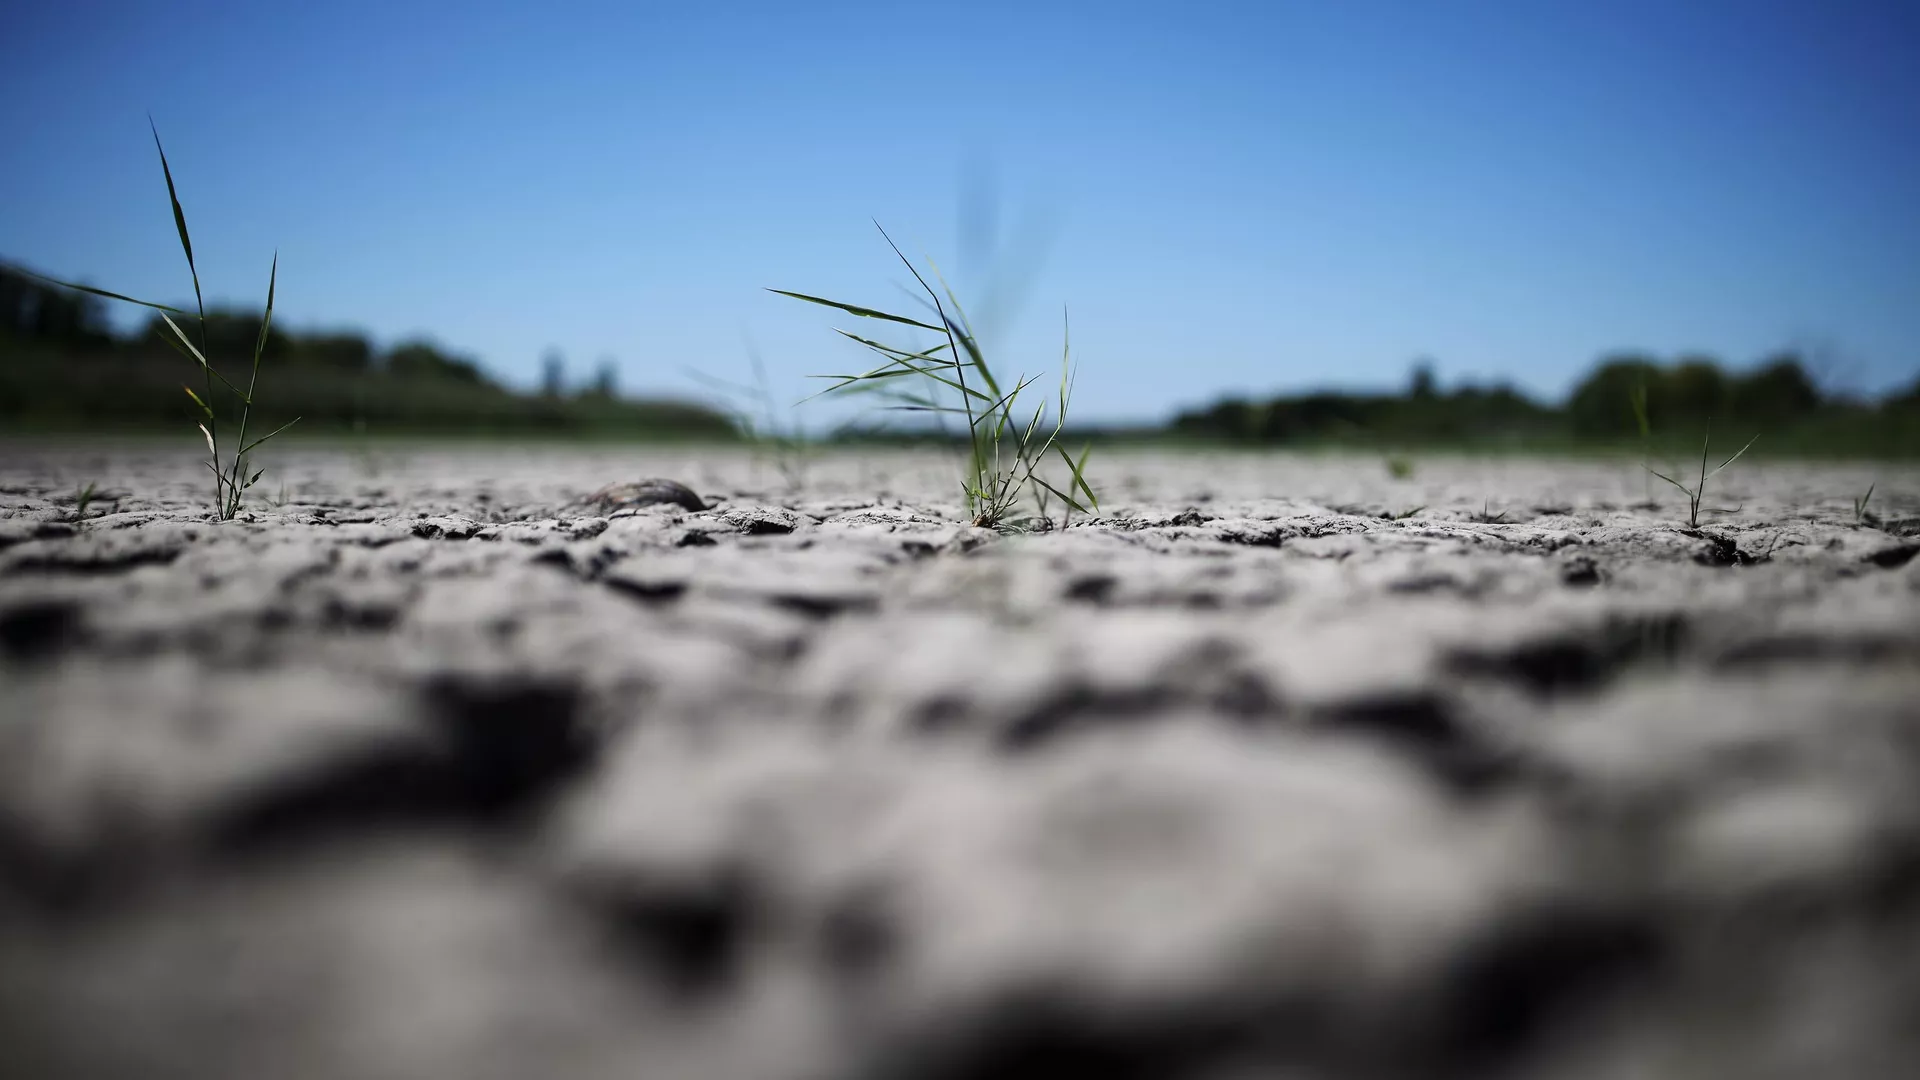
left=5, top=0, right=1917, bottom=425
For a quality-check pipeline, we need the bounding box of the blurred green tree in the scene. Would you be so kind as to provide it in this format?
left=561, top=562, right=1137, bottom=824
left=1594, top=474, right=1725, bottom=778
left=295, top=332, right=374, bottom=373
left=1567, top=353, right=1663, bottom=435
left=386, top=339, right=486, bottom=384
left=1730, top=353, right=1820, bottom=426
left=589, top=357, right=618, bottom=398
left=1409, top=359, right=1437, bottom=401
left=1666, top=356, right=1728, bottom=423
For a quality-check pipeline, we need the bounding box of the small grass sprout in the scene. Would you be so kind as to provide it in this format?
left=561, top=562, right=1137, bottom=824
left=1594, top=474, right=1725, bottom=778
left=22, top=119, right=297, bottom=521
left=72, top=480, right=99, bottom=522
left=774, top=223, right=1096, bottom=530
left=1853, top=482, right=1877, bottom=527
left=1647, top=417, right=1758, bottom=530
left=1468, top=500, right=1509, bottom=524
left=1384, top=455, right=1415, bottom=480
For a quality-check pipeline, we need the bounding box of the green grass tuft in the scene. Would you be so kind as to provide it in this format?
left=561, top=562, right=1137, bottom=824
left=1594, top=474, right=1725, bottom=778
left=774, top=222, right=1096, bottom=530
left=1468, top=500, right=1509, bottom=524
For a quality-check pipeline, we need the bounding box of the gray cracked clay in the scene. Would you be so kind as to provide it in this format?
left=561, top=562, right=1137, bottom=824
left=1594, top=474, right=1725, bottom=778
left=1, top=443, right=1918, bottom=1080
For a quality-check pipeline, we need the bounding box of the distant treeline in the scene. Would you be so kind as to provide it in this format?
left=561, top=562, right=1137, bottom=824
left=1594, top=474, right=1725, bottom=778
left=0, top=262, right=736, bottom=438
left=1168, top=355, right=1920, bottom=457
left=6, top=259, right=1917, bottom=455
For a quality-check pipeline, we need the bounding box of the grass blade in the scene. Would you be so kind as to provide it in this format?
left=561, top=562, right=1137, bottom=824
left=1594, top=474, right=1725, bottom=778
left=1059, top=308, right=1073, bottom=407
left=247, top=252, right=278, bottom=402
left=225, top=252, right=280, bottom=515
left=155, top=329, right=200, bottom=364
left=5, top=265, right=188, bottom=314
left=831, top=330, right=959, bottom=367
left=1647, top=468, right=1692, bottom=498
left=1066, top=442, right=1098, bottom=509
left=158, top=314, right=244, bottom=397
left=810, top=366, right=934, bottom=386
left=182, top=385, right=212, bottom=419
left=873, top=223, right=945, bottom=319
left=238, top=416, right=300, bottom=456
left=1021, top=398, right=1047, bottom=447
left=945, top=317, right=996, bottom=398
left=1031, top=475, right=1091, bottom=515
left=923, top=256, right=1000, bottom=398
left=1711, top=433, right=1760, bottom=476
left=150, top=118, right=204, bottom=319
left=869, top=223, right=983, bottom=438
left=158, top=312, right=211, bottom=367
left=201, top=460, right=234, bottom=503
left=766, top=289, right=944, bottom=333
left=805, top=357, right=979, bottom=404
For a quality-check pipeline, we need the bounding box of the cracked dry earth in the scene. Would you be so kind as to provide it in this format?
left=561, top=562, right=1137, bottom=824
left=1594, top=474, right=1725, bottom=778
left=3, top=441, right=1919, bottom=1080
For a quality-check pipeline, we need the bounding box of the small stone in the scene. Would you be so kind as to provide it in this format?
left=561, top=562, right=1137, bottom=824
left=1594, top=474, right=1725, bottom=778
left=582, top=479, right=708, bottom=513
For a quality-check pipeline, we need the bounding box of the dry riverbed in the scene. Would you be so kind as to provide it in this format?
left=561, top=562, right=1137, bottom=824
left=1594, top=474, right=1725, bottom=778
left=3, top=441, right=1919, bottom=1080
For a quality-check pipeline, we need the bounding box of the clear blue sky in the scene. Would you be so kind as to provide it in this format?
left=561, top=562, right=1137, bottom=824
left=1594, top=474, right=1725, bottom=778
left=5, top=0, right=1917, bottom=425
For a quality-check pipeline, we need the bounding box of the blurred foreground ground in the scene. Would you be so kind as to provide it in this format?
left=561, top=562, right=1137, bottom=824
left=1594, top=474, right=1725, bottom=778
left=2, top=443, right=1919, bottom=1080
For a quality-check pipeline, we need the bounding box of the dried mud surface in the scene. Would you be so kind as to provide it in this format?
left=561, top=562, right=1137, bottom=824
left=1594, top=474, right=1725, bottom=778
left=3, top=441, right=1919, bottom=1080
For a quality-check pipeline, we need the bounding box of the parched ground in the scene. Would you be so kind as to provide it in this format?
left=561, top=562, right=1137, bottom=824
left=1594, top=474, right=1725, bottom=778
left=2, top=440, right=1918, bottom=1080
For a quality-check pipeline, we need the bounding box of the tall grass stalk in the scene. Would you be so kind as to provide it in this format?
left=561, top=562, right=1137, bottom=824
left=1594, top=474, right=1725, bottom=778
left=20, top=120, right=297, bottom=520
left=773, top=223, right=1096, bottom=529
